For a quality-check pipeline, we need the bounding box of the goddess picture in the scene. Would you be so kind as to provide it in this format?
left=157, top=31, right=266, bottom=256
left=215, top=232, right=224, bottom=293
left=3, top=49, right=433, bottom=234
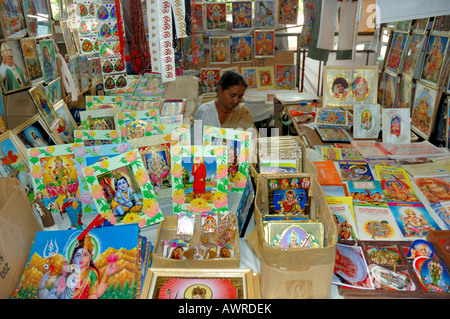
left=141, top=145, right=171, bottom=189
left=273, top=189, right=307, bottom=215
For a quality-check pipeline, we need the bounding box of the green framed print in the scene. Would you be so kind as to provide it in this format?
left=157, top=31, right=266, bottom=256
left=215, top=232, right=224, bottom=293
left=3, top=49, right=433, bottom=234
left=85, top=95, right=126, bottom=110
left=114, top=109, right=160, bottom=142
left=171, top=144, right=229, bottom=213
left=83, top=149, right=164, bottom=228
left=79, top=108, right=119, bottom=130
left=74, top=129, right=122, bottom=146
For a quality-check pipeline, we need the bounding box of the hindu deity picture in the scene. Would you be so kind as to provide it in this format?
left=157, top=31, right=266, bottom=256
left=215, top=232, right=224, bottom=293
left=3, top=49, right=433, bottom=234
left=241, top=67, right=257, bottom=89
left=140, top=144, right=171, bottom=190
left=160, top=99, right=186, bottom=117
left=0, top=0, right=27, bottom=39
left=209, top=36, right=231, bottom=64
left=420, top=35, right=449, bottom=87
left=278, top=0, right=298, bottom=24
left=256, top=66, right=274, bottom=89
left=181, top=156, right=218, bottom=205
left=315, top=109, right=347, bottom=126
left=232, top=1, right=252, bottom=30
left=397, top=76, right=412, bottom=108
left=275, top=64, right=295, bottom=90
left=379, top=176, right=420, bottom=203
left=20, top=37, right=43, bottom=84
left=86, top=115, right=116, bottom=130
left=272, top=189, right=308, bottom=216
left=29, top=83, right=56, bottom=124
left=205, top=2, right=227, bottom=31
left=266, top=222, right=323, bottom=248
left=389, top=204, right=440, bottom=238
left=200, top=68, right=221, bottom=93
left=232, top=35, right=253, bottom=63
left=382, top=72, right=396, bottom=108
left=414, top=177, right=450, bottom=204
left=183, top=35, right=205, bottom=63
left=412, top=18, right=429, bottom=34
left=254, top=30, right=275, bottom=57
left=431, top=14, right=450, bottom=36
left=402, top=34, right=425, bottom=80
left=191, top=2, right=204, bottom=32
left=385, top=32, right=408, bottom=74
left=411, top=82, right=438, bottom=139
left=254, top=0, right=275, bottom=28
left=22, top=0, right=52, bottom=38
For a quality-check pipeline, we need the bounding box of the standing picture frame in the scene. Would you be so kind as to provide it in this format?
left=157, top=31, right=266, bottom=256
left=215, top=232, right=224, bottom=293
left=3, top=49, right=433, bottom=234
left=53, top=100, right=78, bottom=143
left=74, top=129, right=122, bottom=146
left=315, top=125, right=352, bottom=143
left=47, top=77, right=62, bottom=104
left=39, top=38, right=59, bottom=84
left=381, top=108, right=411, bottom=144
left=382, top=71, right=397, bottom=108
left=385, top=32, right=409, bottom=75
left=20, top=37, right=44, bottom=85
left=60, top=20, right=78, bottom=56
left=397, top=76, right=413, bottom=109
left=83, top=149, right=165, bottom=228
left=420, top=35, right=449, bottom=88
left=401, top=33, right=426, bottom=81
left=0, top=0, right=27, bottom=39
left=159, top=99, right=186, bottom=117
left=22, top=0, right=52, bottom=38
left=411, top=81, right=440, bottom=140
left=352, top=104, right=381, bottom=139
left=0, top=40, right=32, bottom=94
left=29, top=83, right=57, bottom=125
left=13, top=114, right=58, bottom=148
left=430, top=15, right=450, bottom=36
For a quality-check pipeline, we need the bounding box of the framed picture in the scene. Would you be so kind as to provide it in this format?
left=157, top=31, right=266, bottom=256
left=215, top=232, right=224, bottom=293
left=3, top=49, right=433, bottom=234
left=231, top=35, right=253, bottom=63
left=0, top=0, right=27, bottom=39
left=315, top=125, right=352, bottom=143
left=85, top=95, right=125, bottom=111
left=430, top=15, right=450, bottom=36
left=68, top=55, right=80, bottom=92
left=88, top=52, right=103, bottom=87
left=236, top=175, right=255, bottom=237
left=203, top=126, right=252, bottom=193
left=254, top=0, right=275, bottom=28
left=60, top=20, right=78, bottom=56
left=376, top=27, right=393, bottom=74
left=13, top=114, right=58, bottom=148
left=265, top=221, right=324, bottom=248
left=80, top=108, right=119, bottom=130
left=381, top=108, right=411, bottom=144
left=401, top=34, right=426, bottom=81
left=83, top=149, right=164, bottom=228
left=256, top=66, right=275, bottom=90
left=171, top=144, right=229, bottom=213
left=241, top=67, right=258, bottom=89
left=394, top=20, right=412, bottom=33
left=420, top=35, right=449, bottom=88
left=133, top=73, right=166, bottom=97
left=411, top=81, right=440, bottom=140
left=103, top=74, right=128, bottom=94
left=141, top=268, right=258, bottom=299
left=29, top=83, right=57, bottom=125
left=74, top=142, right=131, bottom=215
left=232, top=1, right=252, bottom=30
left=78, top=54, right=91, bottom=92
left=396, top=76, right=413, bottom=109
left=209, top=36, right=231, bottom=64
left=126, top=96, right=161, bottom=111
left=159, top=99, right=186, bottom=117
left=0, top=87, right=6, bottom=133
left=47, top=77, right=62, bottom=104
left=382, top=71, right=397, bottom=108
left=200, top=68, right=221, bottom=93
left=53, top=100, right=78, bottom=143
left=114, top=109, right=161, bottom=142
left=0, top=40, right=32, bottom=94
left=385, top=32, right=409, bottom=75
left=412, top=18, right=429, bottom=35
left=315, top=108, right=348, bottom=127
left=275, top=64, right=295, bottom=90
left=0, top=131, right=33, bottom=199
left=39, top=39, right=58, bottom=84
left=20, top=37, right=44, bottom=85
left=277, top=0, right=298, bottom=24
left=22, top=0, right=52, bottom=38
left=254, top=29, right=275, bottom=58
left=205, top=2, right=227, bottom=31
left=183, top=34, right=205, bottom=63
left=447, top=97, right=450, bottom=149
left=74, top=129, right=122, bottom=146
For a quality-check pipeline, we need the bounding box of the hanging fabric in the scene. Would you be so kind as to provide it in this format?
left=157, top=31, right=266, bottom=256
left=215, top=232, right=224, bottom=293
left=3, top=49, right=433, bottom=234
left=130, top=0, right=151, bottom=74
left=158, top=0, right=176, bottom=82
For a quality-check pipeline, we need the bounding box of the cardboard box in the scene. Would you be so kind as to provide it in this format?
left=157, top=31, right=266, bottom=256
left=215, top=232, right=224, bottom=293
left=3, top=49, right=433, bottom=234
left=0, top=178, right=42, bottom=299
left=152, top=215, right=240, bottom=269
left=246, top=173, right=338, bottom=299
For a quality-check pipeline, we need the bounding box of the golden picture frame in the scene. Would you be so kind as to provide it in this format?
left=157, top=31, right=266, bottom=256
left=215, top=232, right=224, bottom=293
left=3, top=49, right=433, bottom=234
left=140, top=268, right=259, bottom=299
left=256, top=66, right=275, bottom=90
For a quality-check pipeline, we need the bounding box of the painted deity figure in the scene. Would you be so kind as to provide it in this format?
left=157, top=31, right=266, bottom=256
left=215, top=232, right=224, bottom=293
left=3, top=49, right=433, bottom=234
left=111, top=173, right=142, bottom=216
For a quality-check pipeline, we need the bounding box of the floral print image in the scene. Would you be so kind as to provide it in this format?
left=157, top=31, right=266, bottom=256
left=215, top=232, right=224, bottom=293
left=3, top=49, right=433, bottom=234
left=83, top=149, right=164, bottom=228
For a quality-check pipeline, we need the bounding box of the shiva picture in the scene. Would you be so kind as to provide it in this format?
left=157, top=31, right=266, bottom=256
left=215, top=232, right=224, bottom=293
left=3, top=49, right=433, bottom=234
left=97, top=165, right=143, bottom=218
left=272, top=189, right=307, bottom=215
left=140, top=144, right=171, bottom=189
left=181, top=156, right=218, bottom=204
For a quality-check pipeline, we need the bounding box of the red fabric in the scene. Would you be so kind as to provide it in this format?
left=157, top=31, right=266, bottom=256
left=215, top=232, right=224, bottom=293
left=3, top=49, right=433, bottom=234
left=192, top=163, right=206, bottom=194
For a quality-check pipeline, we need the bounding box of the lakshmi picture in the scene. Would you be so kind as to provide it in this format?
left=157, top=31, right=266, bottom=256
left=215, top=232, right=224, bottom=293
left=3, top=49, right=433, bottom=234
left=254, top=30, right=275, bottom=57
left=385, top=32, right=407, bottom=74
left=420, top=35, right=449, bottom=86
left=181, top=156, right=218, bottom=204
left=232, top=35, right=253, bottom=63
left=267, top=222, right=323, bottom=248
left=232, top=1, right=252, bottom=30
left=350, top=75, right=370, bottom=101
left=140, top=144, right=171, bottom=190
left=97, top=165, right=143, bottom=219
left=272, top=189, right=308, bottom=215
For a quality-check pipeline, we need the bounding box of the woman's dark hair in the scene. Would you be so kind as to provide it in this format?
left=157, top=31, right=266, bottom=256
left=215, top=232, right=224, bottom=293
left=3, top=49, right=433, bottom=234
left=218, top=70, right=248, bottom=91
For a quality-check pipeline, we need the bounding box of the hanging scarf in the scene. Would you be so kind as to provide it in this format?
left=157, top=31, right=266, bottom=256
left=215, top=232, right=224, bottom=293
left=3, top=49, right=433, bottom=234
left=130, top=0, right=151, bottom=74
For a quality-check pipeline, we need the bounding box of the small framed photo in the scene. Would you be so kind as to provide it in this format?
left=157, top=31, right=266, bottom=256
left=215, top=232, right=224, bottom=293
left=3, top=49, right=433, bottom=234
left=381, top=108, right=411, bottom=144
left=114, top=109, right=161, bottom=142
left=420, top=35, right=449, bottom=88
left=85, top=95, right=125, bottom=111
left=22, top=0, right=52, bottom=38
left=0, top=40, right=32, bottom=94
left=83, top=149, right=165, bottom=228
left=39, top=38, right=59, bottom=84
left=231, top=35, right=253, bottom=63
left=53, top=100, right=78, bottom=143
left=412, top=18, right=429, bottom=35
left=254, top=29, right=275, bottom=58
left=133, top=73, right=167, bottom=97
left=430, top=15, right=450, bottom=36
left=47, top=77, right=62, bottom=104
left=256, top=66, right=275, bottom=90
left=353, top=104, right=381, bottom=139
left=401, top=34, right=426, bottom=81
left=315, top=125, right=352, bottom=143
left=74, top=129, right=122, bottom=146
left=275, top=64, right=295, bottom=90
left=394, top=20, right=412, bottom=33
left=13, top=114, right=58, bottom=148
left=209, top=36, right=231, bottom=64
left=60, top=20, right=78, bottom=56
left=241, top=67, right=258, bottom=89
left=80, top=108, right=119, bottom=130
left=205, top=2, right=227, bottom=31
left=141, top=268, right=258, bottom=299
left=20, top=37, right=44, bottom=85
left=411, top=81, right=440, bottom=140
left=29, top=83, right=57, bottom=125
left=160, top=99, right=186, bottom=117
left=0, top=0, right=27, bottom=39
left=315, top=108, right=348, bottom=126
left=385, top=32, right=409, bottom=75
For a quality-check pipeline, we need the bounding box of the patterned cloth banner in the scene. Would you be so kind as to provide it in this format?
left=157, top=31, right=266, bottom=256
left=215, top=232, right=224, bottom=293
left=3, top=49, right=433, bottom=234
left=158, top=0, right=176, bottom=82
left=170, top=0, right=187, bottom=38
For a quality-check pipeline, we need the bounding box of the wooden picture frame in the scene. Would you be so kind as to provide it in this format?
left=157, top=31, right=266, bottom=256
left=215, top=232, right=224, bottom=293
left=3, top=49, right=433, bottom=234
left=29, top=83, right=57, bottom=125
left=430, top=15, right=450, bottom=36
left=12, top=114, right=58, bottom=148
left=141, top=268, right=258, bottom=299
left=53, top=100, right=78, bottom=143
left=412, top=17, right=429, bottom=35
left=20, top=37, right=44, bottom=85
left=39, top=38, right=59, bottom=84
left=411, top=81, right=440, bottom=140
left=0, top=40, right=32, bottom=94
left=385, top=32, right=409, bottom=75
